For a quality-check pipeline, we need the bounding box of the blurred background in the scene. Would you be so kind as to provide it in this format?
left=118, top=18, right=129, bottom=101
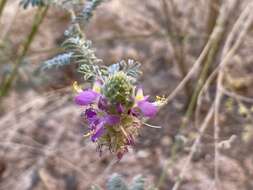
left=0, top=0, right=253, bottom=189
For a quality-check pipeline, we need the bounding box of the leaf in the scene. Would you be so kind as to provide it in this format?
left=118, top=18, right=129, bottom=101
left=63, top=37, right=101, bottom=66
left=77, top=0, right=104, bottom=25
left=20, top=0, right=46, bottom=9
left=107, top=173, right=128, bottom=190
left=107, top=63, right=120, bottom=75
left=130, top=175, right=145, bottom=190
left=120, top=59, right=142, bottom=79
left=107, top=59, right=142, bottom=83
left=79, top=64, right=107, bottom=81
left=40, top=52, right=73, bottom=71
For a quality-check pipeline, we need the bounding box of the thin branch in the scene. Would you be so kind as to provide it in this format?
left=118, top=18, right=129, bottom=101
left=0, top=0, right=7, bottom=19
left=172, top=105, right=214, bottom=190
left=160, top=0, right=191, bottom=98
left=162, top=0, right=233, bottom=106
left=0, top=0, right=19, bottom=40
left=213, top=2, right=253, bottom=188
left=221, top=87, right=253, bottom=103
left=0, top=6, right=49, bottom=97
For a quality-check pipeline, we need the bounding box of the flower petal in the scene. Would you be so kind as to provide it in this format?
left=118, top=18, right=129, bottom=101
left=75, top=89, right=99, bottom=105
left=91, top=122, right=105, bottom=142
left=98, top=96, right=108, bottom=110
left=135, top=87, right=144, bottom=101
left=92, top=80, right=102, bottom=93
left=85, top=108, right=99, bottom=130
left=137, top=100, right=158, bottom=117
left=129, top=107, right=140, bottom=117
left=104, top=115, right=120, bottom=125
left=85, top=108, right=97, bottom=119
left=116, top=103, right=124, bottom=114
left=89, top=118, right=100, bottom=130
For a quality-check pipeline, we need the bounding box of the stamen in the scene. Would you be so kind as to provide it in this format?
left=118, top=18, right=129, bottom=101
left=83, top=132, right=91, bottom=137
left=142, top=122, right=162, bottom=129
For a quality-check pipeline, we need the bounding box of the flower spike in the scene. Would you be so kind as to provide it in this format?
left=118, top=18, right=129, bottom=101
left=74, top=60, right=165, bottom=159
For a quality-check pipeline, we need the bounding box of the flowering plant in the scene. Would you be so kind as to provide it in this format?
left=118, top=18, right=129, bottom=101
left=38, top=0, right=166, bottom=159
left=74, top=60, right=166, bottom=159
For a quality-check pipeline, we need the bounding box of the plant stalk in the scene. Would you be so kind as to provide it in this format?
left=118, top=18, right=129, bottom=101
left=181, top=0, right=221, bottom=127
left=0, top=6, right=49, bottom=97
left=0, top=0, right=7, bottom=19
left=161, top=0, right=191, bottom=98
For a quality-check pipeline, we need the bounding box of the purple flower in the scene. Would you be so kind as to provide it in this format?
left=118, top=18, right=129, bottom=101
left=137, top=100, right=158, bottom=118
left=98, top=96, right=109, bottom=110
left=90, top=114, right=120, bottom=142
left=116, top=103, right=124, bottom=114
left=104, top=115, right=120, bottom=125
left=74, top=77, right=163, bottom=158
left=75, top=89, right=100, bottom=105
left=85, top=108, right=99, bottom=130
left=91, top=121, right=105, bottom=142
left=134, top=87, right=158, bottom=118
left=85, top=108, right=97, bottom=119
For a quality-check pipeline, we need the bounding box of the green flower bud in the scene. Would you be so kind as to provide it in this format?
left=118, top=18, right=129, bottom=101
left=102, top=72, right=134, bottom=107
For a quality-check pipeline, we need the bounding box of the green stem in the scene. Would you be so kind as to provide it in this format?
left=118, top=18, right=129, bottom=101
left=0, top=0, right=7, bottom=18
left=181, top=0, right=221, bottom=128
left=0, top=6, right=49, bottom=97
left=182, top=41, right=219, bottom=127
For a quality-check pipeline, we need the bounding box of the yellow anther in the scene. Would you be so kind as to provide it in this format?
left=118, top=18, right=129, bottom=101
left=155, top=95, right=167, bottom=106
left=73, top=81, right=83, bottom=93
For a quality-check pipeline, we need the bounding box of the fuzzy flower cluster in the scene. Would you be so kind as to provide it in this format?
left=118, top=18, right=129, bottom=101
left=74, top=70, right=165, bottom=159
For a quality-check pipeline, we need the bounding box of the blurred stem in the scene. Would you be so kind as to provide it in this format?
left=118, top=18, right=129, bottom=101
left=69, top=8, right=85, bottom=38
left=161, top=0, right=191, bottom=98
left=28, top=47, right=63, bottom=56
left=156, top=141, right=179, bottom=189
left=0, top=6, right=49, bottom=98
left=183, top=37, right=220, bottom=127
left=174, top=40, right=191, bottom=97
left=181, top=0, right=221, bottom=127
left=0, top=0, right=7, bottom=19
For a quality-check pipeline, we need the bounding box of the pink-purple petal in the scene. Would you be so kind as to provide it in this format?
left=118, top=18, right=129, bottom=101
left=137, top=100, right=158, bottom=117
left=75, top=89, right=99, bottom=105
left=85, top=108, right=97, bottom=119
left=85, top=108, right=99, bottom=130
left=98, top=96, right=108, bottom=110
left=116, top=103, right=124, bottom=114
left=104, top=115, right=120, bottom=125
left=91, top=122, right=105, bottom=142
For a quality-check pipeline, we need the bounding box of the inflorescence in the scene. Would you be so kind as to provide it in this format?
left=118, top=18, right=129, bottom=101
left=74, top=60, right=166, bottom=159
